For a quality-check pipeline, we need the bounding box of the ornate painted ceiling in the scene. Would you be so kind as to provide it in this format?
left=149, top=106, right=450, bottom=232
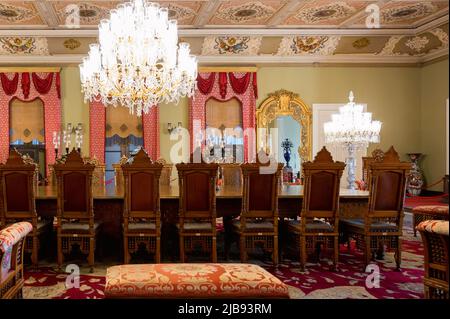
left=0, top=0, right=448, bottom=65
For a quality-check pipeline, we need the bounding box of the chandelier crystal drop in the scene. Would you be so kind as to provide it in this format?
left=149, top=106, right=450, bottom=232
left=323, top=91, right=382, bottom=190
left=79, top=0, right=198, bottom=116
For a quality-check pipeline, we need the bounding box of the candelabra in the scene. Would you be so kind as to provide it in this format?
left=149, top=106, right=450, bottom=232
left=324, top=91, right=382, bottom=190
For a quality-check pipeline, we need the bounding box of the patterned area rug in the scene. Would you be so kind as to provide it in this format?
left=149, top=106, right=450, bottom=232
left=23, top=231, right=424, bottom=299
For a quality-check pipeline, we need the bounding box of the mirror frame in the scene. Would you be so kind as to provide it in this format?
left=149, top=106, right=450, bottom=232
left=256, top=89, right=312, bottom=164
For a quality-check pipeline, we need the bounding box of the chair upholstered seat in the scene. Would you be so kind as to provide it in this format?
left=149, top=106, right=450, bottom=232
left=37, top=219, right=52, bottom=230
left=412, top=205, right=449, bottom=216
left=178, top=222, right=213, bottom=231
left=127, top=222, right=157, bottom=231
left=61, top=222, right=100, bottom=233
left=104, top=263, right=290, bottom=299
left=287, top=220, right=334, bottom=232
left=232, top=220, right=274, bottom=231
left=340, top=218, right=398, bottom=231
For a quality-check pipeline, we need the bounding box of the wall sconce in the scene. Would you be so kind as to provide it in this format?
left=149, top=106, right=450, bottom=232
left=67, top=122, right=83, bottom=134
left=168, top=121, right=182, bottom=134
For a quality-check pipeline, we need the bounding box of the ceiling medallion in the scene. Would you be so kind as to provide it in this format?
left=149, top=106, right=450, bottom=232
left=405, top=36, right=429, bottom=53
left=163, top=4, right=195, bottom=21
left=0, top=3, right=35, bottom=22
left=59, top=2, right=108, bottom=24
left=352, top=38, right=370, bottom=49
left=63, top=38, right=81, bottom=50
left=216, top=2, right=274, bottom=23
left=0, top=37, right=49, bottom=55
left=297, top=2, right=355, bottom=23
left=382, top=3, right=436, bottom=23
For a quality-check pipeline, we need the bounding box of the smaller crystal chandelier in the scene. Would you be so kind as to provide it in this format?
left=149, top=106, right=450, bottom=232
left=79, top=0, right=198, bottom=116
left=324, top=91, right=382, bottom=190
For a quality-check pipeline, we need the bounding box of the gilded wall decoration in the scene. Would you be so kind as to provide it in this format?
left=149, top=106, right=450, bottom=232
left=377, top=36, right=402, bottom=55
left=63, top=38, right=81, bottom=50
left=352, top=37, right=370, bottom=49
left=215, top=2, right=274, bottom=23
left=405, top=36, right=429, bottom=53
left=277, top=36, right=340, bottom=56
left=381, top=2, right=437, bottom=23
left=0, top=3, right=36, bottom=23
left=296, top=2, right=356, bottom=23
left=429, top=28, right=449, bottom=49
left=201, top=36, right=262, bottom=55
left=0, top=37, right=49, bottom=55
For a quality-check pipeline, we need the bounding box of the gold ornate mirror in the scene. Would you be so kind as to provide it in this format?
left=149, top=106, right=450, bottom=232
left=256, top=90, right=312, bottom=176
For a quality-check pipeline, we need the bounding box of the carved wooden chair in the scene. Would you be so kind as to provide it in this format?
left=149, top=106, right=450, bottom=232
left=156, top=158, right=173, bottom=186
left=54, top=149, right=98, bottom=272
left=286, top=147, right=345, bottom=271
left=0, top=149, right=51, bottom=267
left=361, top=148, right=384, bottom=190
left=122, top=148, right=163, bottom=263
left=0, top=222, right=32, bottom=299
left=340, top=146, right=411, bottom=270
left=417, top=220, right=449, bottom=299
left=176, top=161, right=218, bottom=262
left=232, top=157, right=283, bottom=265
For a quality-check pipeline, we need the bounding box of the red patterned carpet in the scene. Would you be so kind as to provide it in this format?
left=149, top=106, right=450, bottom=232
left=23, top=233, right=424, bottom=299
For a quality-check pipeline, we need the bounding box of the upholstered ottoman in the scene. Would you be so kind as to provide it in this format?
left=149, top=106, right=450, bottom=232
left=412, top=205, right=449, bottom=236
left=105, top=263, right=289, bottom=299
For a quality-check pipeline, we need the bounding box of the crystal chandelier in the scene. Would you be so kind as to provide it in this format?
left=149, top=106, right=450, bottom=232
left=324, top=91, right=382, bottom=190
left=79, top=0, right=198, bottom=116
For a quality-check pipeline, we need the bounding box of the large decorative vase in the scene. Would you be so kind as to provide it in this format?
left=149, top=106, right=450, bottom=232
left=407, top=153, right=424, bottom=196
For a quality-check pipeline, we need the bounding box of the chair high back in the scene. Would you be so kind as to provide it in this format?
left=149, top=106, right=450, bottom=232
left=176, top=162, right=218, bottom=223
left=368, top=146, right=411, bottom=226
left=122, top=149, right=163, bottom=222
left=301, top=147, right=345, bottom=225
left=240, top=158, right=283, bottom=221
left=0, top=149, right=37, bottom=223
left=54, top=149, right=95, bottom=221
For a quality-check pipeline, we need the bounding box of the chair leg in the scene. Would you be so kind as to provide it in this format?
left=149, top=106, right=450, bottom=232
left=240, top=235, right=247, bottom=263
left=57, top=235, right=63, bottom=272
left=299, top=236, right=306, bottom=272
left=273, top=235, right=278, bottom=266
left=156, top=236, right=161, bottom=263
left=32, top=235, right=39, bottom=268
left=123, top=236, right=130, bottom=264
left=333, top=236, right=339, bottom=271
left=413, top=215, right=417, bottom=237
left=363, top=237, right=371, bottom=271
left=88, top=237, right=95, bottom=273
left=212, top=236, right=217, bottom=263
left=179, top=235, right=185, bottom=263
left=395, top=237, right=402, bottom=271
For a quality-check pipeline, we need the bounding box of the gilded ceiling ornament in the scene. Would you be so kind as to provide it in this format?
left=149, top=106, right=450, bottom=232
left=277, top=36, right=340, bottom=56
left=381, top=3, right=436, bottom=23
left=63, top=38, right=81, bottom=50
left=165, top=4, right=195, bottom=21
left=216, top=2, right=274, bottom=23
left=405, top=36, right=429, bottom=53
left=58, top=2, right=108, bottom=24
left=0, top=37, right=49, bottom=55
left=429, top=28, right=449, bottom=48
left=296, top=2, right=355, bottom=23
left=352, top=38, right=370, bottom=49
left=0, top=3, right=36, bottom=22
left=202, top=36, right=262, bottom=55
left=377, top=36, right=403, bottom=56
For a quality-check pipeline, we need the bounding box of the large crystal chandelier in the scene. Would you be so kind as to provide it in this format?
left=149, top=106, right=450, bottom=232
left=79, top=0, right=197, bottom=116
left=324, top=91, right=382, bottom=190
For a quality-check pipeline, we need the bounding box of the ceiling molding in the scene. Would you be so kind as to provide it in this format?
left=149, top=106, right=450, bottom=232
left=33, top=0, right=59, bottom=27
left=193, top=0, right=221, bottom=27
left=266, top=0, right=304, bottom=27
left=338, top=0, right=390, bottom=28
left=1, top=51, right=447, bottom=66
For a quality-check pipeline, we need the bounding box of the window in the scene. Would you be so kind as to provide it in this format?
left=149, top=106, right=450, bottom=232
left=205, top=97, right=244, bottom=162
left=9, top=98, right=46, bottom=179
left=105, top=106, right=143, bottom=183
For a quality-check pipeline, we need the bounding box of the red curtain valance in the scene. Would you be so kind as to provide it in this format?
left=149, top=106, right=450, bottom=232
left=196, top=72, right=258, bottom=100
left=0, top=72, right=60, bottom=98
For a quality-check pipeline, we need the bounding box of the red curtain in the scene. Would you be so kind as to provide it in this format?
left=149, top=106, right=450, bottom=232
left=219, top=72, right=227, bottom=98
left=196, top=73, right=216, bottom=95
left=31, top=72, right=53, bottom=95
left=21, top=73, right=30, bottom=99
left=228, top=72, right=251, bottom=95
left=0, top=73, right=19, bottom=96
left=252, top=72, right=258, bottom=99
left=56, top=73, right=61, bottom=98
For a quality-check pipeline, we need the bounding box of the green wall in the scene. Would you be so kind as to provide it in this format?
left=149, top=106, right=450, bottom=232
left=59, top=61, right=449, bottom=189
left=420, top=59, right=449, bottom=190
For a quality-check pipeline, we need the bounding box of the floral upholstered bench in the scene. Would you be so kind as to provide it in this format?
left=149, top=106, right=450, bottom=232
left=104, top=263, right=290, bottom=298
left=412, top=205, right=449, bottom=236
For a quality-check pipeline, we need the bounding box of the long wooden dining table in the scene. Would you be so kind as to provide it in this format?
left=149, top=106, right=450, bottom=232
left=35, top=184, right=369, bottom=261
